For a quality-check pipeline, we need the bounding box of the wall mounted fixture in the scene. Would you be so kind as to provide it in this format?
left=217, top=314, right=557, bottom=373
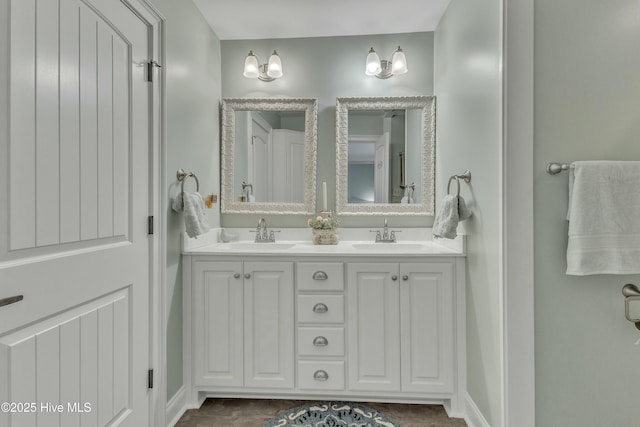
left=365, top=46, right=408, bottom=79
left=243, top=50, right=283, bottom=82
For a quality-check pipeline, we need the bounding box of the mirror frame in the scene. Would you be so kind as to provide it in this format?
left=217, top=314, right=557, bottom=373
left=221, top=98, right=318, bottom=215
left=335, top=96, right=436, bottom=216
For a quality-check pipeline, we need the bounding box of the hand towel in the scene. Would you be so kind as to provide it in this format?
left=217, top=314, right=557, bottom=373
left=172, top=192, right=211, bottom=238
left=566, top=161, right=640, bottom=275
left=433, top=194, right=472, bottom=239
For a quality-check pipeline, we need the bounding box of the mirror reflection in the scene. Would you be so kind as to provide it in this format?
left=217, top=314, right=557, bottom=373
left=347, top=109, right=422, bottom=204
left=221, top=98, right=318, bottom=215
left=336, top=96, right=435, bottom=216
left=234, top=110, right=306, bottom=203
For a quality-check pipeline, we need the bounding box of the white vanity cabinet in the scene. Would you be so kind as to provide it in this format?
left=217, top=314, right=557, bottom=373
left=189, top=259, right=294, bottom=390
left=183, top=247, right=465, bottom=416
left=347, top=262, right=454, bottom=394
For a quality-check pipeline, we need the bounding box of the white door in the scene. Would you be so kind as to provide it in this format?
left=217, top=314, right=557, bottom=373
left=0, top=0, right=154, bottom=425
left=374, top=133, right=390, bottom=203
left=271, top=129, right=305, bottom=203
left=250, top=113, right=272, bottom=202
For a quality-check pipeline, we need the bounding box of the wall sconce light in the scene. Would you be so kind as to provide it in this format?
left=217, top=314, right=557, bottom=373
left=365, top=46, right=408, bottom=79
left=243, top=50, right=283, bottom=82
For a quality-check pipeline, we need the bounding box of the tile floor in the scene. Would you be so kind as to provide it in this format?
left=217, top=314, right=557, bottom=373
left=175, top=398, right=468, bottom=427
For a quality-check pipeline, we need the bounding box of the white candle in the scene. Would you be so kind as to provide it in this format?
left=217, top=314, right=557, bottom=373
left=322, top=181, right=327, bottom=211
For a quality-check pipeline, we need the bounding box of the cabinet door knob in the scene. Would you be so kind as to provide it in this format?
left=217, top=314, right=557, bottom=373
left=313, top=336, right=328, bottom=347
left=313, top=303, right=328, bottom=314
left=312, top=271, right=328, bottom=280
left=402, top=275, right=409, bottom=281
left=234, top=273, right=241, bottom=279
left=244, top=273, right=251, bottom=279
left=391, top=275, right=398, bottom=281
left=313, top=370, right=329, bottom=381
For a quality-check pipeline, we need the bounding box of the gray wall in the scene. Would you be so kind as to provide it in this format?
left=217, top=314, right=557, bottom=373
left=434, top=0, right=503, bottom=424
left=534, top=0, right=640, bottom=425
left=220, top=32, right=434, bottom=228
left=149, top=0, right=221, bottom=401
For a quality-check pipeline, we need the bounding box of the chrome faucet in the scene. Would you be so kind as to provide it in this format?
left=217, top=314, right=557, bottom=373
left=254, top=218, right=277, bottom=243
left=371, top=218, right=399, bottom=243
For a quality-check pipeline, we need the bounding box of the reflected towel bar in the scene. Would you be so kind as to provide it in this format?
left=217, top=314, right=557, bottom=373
left=546, top=162, right=570, bottom=175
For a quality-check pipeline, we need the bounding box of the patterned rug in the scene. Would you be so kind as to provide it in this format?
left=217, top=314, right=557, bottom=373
left=263, top=401, right=400, bottom=427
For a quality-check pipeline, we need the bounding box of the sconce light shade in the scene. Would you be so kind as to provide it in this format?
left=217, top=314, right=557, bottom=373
left=243, top=49, right=283, bottom=82
left=267, top=50, right=283, bottom=78
left=365, top=45, right=408, bottom=79
left=365, top=47, right=382, bottom=76
left=243, top=51, right=260, bottom=79
left=391, top=46, right=408, bottom=74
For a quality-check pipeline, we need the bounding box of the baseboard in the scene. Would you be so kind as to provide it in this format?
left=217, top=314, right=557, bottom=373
left=166, top=386, right=188, bottom=427
left=464, top=392, right=491, bottom=427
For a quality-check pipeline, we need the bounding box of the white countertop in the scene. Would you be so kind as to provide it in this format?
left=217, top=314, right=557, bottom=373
left=182, top=228, right=466, bottom=257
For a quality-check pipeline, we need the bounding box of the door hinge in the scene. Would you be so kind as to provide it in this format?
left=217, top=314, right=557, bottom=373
left=147, top=216, right=154, bottom=235
left=148, top=369, right=154, bottom=389
left=146, top=60, right=162, bottom=82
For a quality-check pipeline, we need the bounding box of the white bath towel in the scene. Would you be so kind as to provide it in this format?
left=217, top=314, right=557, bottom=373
left=172, top=192, right=210, bottom=238
left=566, top=161, right=640, bottom=275
left=432, top=194, right=472, bottom=239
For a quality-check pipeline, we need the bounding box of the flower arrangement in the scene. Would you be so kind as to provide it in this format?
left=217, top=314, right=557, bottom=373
left=307, top=214, right=339, bottom=230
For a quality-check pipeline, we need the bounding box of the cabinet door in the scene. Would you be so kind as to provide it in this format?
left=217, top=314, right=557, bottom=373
left=400, top=263, right=454, bottom=393
left=347, top=263, right=401, bottom=391
left=192, top=261, right=244, bottom=387
left=244, top=261, right=294, bottom=389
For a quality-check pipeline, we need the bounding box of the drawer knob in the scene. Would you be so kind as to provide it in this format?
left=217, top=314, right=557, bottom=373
left=313, top=303, right=328, bottom=314
left=313, top=370, right=329, bottom=381
left=312, top=271, right=328, bottom=280
left=402, top=275, right=409, bottom=281
left=391, top=275, right=398, bottom=281
left=244, top=273, right=251, bottom=279
left=234, top=273, right=241, bottom=279
left=313, top=336, right=328, bottom=347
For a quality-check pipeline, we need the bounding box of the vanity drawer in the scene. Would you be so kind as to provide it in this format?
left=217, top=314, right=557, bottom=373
left=298, top=327, right=345, bottom=357
left=297, top=262, right=344, bottom=291
left=298, top=361, right=345, bottom=391
left=297, top=295, right=344, bottom=324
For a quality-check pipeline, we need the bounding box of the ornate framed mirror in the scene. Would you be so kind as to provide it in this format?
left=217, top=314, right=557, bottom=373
left=335, top=96, right=435, bottom=216
left=221, top=98, right=318, bottom=214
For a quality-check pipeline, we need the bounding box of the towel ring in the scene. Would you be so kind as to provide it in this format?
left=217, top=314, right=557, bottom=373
left=447, top=176, right=461, bottom=196
left=177, top=169, right=200, bottom=208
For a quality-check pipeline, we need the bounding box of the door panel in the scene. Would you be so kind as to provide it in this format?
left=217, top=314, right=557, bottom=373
left=192, top=261, right=244, bottom=387
left=0, top=0, right=152, bottom=425
left=400, top=263, right=454, bottom=393
left=244, top=262, right=294, bottom=389
left=347, top=263, right=400, bottom=391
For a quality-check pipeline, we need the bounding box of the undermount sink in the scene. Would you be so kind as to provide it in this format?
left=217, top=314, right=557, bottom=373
left=351, top=243, right=425, bottom=251
left=221, top=242, right=297, bottom=250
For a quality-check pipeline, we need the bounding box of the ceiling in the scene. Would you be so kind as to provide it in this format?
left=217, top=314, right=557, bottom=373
left=192, top=0, right=452, bottom=41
